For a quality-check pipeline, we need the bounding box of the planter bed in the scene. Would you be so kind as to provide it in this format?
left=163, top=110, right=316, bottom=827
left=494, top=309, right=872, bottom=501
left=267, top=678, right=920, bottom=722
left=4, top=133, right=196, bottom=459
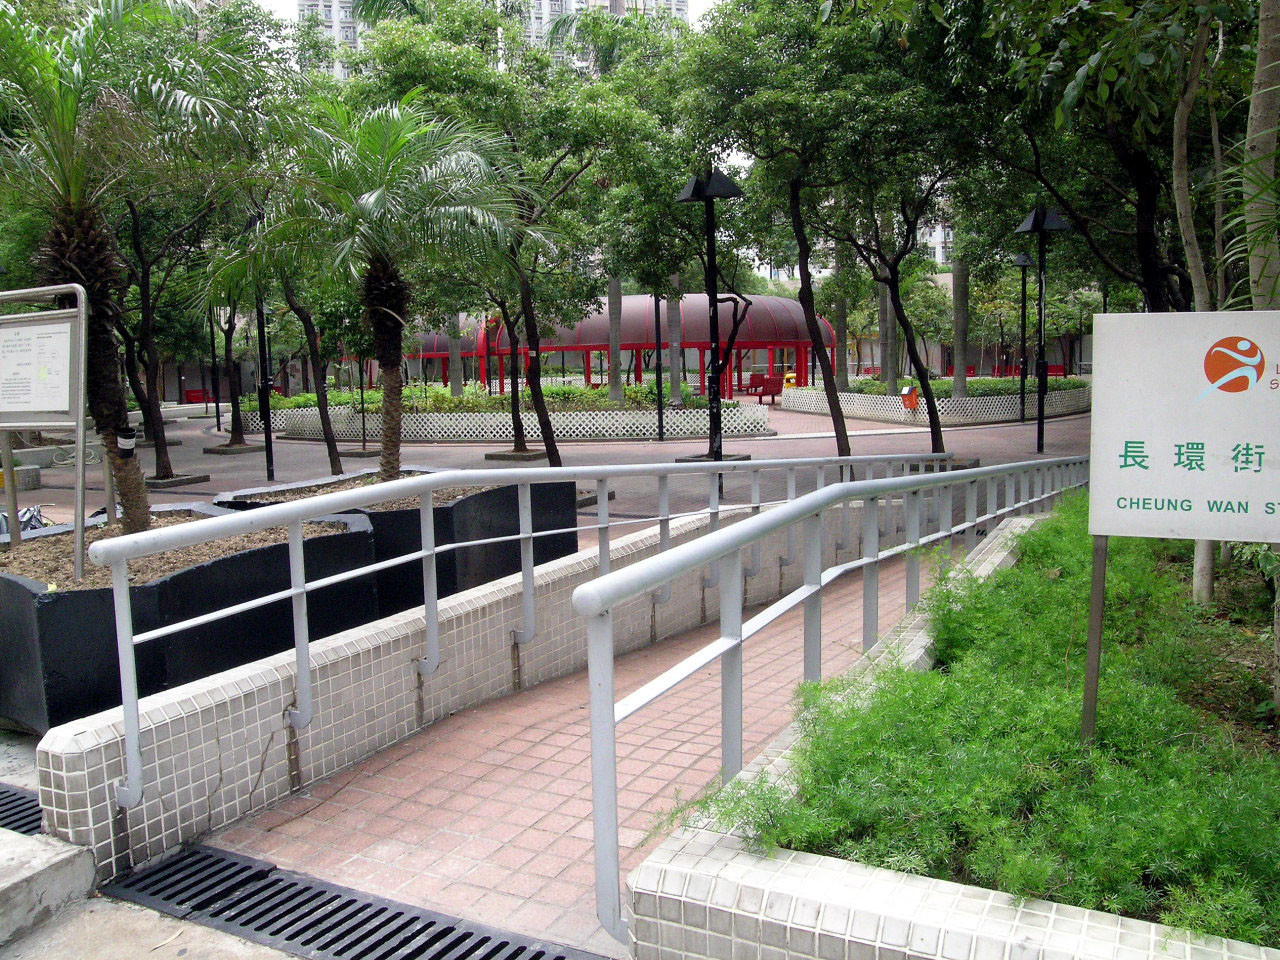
left=0, top=506, right=376, bottom=733
left=631, top=500, right=1280, bottom=960
left=215, top=468, right=579, bottom=619
left=236, top=404, right=771, bottom=442
left=781, top=383, right=1090, bottom=425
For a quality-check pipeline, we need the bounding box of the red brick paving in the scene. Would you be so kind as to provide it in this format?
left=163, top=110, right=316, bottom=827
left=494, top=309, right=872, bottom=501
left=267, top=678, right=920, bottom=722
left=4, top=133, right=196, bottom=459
left=211, top=556, right=924, bottom=957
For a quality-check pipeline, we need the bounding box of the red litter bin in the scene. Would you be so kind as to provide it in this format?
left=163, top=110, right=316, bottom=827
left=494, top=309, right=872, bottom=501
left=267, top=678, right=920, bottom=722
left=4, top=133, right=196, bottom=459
left=901, top=385, right=919, bottom=410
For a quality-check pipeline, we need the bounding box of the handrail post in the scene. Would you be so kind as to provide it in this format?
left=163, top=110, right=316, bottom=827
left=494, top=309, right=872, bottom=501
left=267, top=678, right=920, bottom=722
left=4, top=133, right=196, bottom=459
left=781, top=467, right=797, bottom=567
left=653, top=476, right=672, bottom=603
left=905, top=491, right=921, bottom=610
left=514, top=483, right=536, bottom=644
left=940, top=483, right=954, bottom=541
left=111, top=560, right=144, bottom=808
left=586, top=611, right=626, bottom=945
left=418, top=495, right=440, bottom=675
left=837, top=463, right=852, bottom=551
left=964, top=481, right=978, bottom=552
left=597, top=479, right=610, bottom=576
left=1004, top=474, right=1016, bottom=520
left=703, top=472, right=720, bottom=589
left=287, top=521, right=313, bottom=729
left=719, top=550, right=744, bottom=780
left=802, top=514, right=823, bottom=683
left=861, top=497, right=880, bottom=650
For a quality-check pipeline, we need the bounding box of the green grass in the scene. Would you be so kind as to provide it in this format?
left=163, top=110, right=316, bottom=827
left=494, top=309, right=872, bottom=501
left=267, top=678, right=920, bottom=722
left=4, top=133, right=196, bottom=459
left=707, top=493, right=1280, bottom=946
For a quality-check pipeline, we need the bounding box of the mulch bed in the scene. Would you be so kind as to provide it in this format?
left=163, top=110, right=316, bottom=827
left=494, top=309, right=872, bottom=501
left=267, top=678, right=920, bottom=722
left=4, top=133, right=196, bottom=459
left=0, top=513, right=345, bottom=591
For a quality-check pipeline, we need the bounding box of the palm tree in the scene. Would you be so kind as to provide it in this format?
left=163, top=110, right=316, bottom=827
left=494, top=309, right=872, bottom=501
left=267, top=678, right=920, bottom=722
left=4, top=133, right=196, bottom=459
left=0, top=0, right=233, bottom=533
left=267, top=91, right=515, bottom=480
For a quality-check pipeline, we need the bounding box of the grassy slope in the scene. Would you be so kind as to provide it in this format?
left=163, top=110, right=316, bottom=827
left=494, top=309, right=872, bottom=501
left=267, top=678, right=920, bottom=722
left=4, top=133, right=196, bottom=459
left=710, top=494, right=1280, bottom=945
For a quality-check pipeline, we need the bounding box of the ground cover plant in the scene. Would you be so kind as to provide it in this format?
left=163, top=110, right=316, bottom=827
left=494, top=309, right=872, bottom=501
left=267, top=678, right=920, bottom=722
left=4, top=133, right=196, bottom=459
left=708, top=494, right=1280, bottom=946
left=240, top=381, right=717, bottom=413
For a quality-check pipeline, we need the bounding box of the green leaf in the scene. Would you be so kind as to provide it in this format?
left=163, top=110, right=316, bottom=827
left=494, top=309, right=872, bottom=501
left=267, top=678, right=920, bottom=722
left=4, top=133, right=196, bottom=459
left=1136, top=50, right=1155, bottom=66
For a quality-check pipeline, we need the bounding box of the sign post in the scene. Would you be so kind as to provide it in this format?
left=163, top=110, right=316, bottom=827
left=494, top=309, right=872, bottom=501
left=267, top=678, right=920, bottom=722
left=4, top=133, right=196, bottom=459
left=1087, top=312, right=1280, bottom=743
left=0, top=285, right=88, bottom=578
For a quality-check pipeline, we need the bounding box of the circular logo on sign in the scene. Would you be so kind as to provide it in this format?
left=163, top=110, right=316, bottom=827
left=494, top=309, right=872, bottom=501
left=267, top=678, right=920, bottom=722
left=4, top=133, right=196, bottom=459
left=1203, top=336, right=1265, bottom=393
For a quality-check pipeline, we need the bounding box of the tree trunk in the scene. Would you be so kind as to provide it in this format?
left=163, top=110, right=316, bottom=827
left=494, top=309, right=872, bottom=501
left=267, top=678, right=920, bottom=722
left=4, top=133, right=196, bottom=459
left=833, top=246, right=850, bottom=392
left=607, top=274, right=624, bottom=402
left=879, top=280, right=897, bottom=391
left=1106, top=122, right=1183, bottom=312
left=1174, top=17, right=1214, bottom=314
left=667, top=274, right=683, bottom=406
left=1247, top=0, right=1280, bottom=308
left=364, top=257, right=409, bottom=481
left=142, top=332, right=174, bottom=479
left=448, top=320, right=464, bottom=398
left=500, top=308, right=528, bottom=452
left=887, top=274, right=945, bottom=453
left=42, top=202, right=150, bottom=532
left=788, top=178, right=851, bottom=456
left=952, top=258, right=970, bottom=399
left=518, top=270, right=562, bottom=467
left=283, top=277, right=343, bottom=476
left=223, top=315, right=247, bottom=446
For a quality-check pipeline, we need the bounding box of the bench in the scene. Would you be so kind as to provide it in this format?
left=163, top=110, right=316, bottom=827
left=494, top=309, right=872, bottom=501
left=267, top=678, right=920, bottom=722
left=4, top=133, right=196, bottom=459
left=743, top=373, right=785, bottom=404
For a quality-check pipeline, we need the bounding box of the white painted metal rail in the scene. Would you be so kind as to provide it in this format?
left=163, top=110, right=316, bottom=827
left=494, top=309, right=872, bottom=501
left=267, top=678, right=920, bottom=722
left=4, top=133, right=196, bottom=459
left=89, top=452, right=951, bottom=809
left=570, top=456, right=1090, bottom=945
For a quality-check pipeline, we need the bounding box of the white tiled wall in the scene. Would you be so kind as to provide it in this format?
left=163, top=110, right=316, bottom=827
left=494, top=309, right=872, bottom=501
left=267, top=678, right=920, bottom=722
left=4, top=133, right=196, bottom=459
left=37, top=500, right=887, bottom=883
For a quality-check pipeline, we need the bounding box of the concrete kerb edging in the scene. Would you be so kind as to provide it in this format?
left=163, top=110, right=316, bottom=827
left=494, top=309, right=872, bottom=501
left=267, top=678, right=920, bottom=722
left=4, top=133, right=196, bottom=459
left=626, top=516, right=1280, bottom=960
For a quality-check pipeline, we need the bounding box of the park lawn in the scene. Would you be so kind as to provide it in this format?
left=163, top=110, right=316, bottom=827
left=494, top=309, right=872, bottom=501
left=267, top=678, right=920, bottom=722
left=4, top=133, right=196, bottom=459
left=709, top=493, right=1280, bottom=947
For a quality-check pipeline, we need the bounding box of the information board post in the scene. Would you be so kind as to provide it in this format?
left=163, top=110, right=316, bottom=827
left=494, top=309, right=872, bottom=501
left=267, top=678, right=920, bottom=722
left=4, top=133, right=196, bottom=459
left=1088, top=311, right=1280, bottom=744
left=0, top=284, right=88, bottom=578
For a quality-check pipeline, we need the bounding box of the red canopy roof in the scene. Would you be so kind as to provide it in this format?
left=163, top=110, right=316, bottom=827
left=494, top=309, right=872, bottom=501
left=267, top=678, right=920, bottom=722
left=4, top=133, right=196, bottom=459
left=480, top=293, right=833, bottom=354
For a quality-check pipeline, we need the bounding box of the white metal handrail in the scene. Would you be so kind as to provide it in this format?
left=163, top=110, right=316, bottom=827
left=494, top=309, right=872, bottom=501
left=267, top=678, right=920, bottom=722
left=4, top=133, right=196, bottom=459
left=89, top=451, right=951, bottom=809
left=570, top=456, right=1090, bottom=945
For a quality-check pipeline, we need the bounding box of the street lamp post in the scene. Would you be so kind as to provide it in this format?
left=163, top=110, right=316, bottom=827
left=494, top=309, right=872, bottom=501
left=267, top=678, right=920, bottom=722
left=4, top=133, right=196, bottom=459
left=1012, top=252, right=1034, bottom=423
left=678, top=168, right=743, bottom=461
left=1015, top=206, right=1071, bottom=453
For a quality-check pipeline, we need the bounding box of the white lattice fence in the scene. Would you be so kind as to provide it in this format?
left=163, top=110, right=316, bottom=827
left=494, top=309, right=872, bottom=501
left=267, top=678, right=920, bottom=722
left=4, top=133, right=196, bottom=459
left=238, top=405, right=770, bottom=441
left=780, top=385, right=1090, bottom=425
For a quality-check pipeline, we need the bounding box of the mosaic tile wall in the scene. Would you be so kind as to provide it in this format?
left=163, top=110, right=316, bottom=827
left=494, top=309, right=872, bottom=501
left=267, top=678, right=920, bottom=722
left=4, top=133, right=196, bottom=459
left=37, top=499, right=884, bottom=883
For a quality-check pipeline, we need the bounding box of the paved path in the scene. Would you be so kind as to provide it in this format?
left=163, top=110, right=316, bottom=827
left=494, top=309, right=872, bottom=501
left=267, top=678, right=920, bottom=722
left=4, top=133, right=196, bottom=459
left=210, top=555, right=924, bottom=958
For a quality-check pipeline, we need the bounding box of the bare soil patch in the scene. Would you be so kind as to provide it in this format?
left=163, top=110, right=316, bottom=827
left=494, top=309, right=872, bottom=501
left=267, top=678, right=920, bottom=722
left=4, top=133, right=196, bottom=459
left=0, top=512, right=345, bottom=590
left=243, top=474, right=495, bottom=513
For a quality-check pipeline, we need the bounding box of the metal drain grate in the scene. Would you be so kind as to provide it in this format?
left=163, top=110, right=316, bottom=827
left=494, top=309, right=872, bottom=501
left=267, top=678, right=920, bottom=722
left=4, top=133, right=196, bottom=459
left=105, top=845, right=605, bottom=960
left=0, top=784, right=42, bottom=835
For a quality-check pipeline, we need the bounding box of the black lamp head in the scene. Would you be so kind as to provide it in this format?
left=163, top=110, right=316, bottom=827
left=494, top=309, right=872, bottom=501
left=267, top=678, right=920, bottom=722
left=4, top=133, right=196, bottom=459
left=1015, top=205, right=1072, bottom=234
left=677, top=169, right=745, bottom=203
left=1012, top=253, right=1035, bottom=268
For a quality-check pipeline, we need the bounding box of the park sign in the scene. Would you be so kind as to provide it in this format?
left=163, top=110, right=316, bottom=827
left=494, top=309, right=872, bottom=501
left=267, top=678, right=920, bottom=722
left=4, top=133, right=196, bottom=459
left=1089, top=311, right=1280, bottom=543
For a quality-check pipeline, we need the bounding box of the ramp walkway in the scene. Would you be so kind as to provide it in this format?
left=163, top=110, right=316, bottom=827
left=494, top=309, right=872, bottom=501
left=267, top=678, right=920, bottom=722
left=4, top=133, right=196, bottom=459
left=210, top=557, right=915, bottom=958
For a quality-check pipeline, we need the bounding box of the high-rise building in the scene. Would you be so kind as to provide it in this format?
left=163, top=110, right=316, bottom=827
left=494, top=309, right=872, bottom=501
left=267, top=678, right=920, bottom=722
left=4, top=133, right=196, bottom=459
left=297, top=0, right=361, bottom=78
left=526, top=0, right=689, bottom=48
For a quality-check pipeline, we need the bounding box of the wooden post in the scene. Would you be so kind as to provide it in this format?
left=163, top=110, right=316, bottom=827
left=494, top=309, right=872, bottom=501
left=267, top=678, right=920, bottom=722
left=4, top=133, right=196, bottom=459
left=1082, top=535, right=1109, bottom=746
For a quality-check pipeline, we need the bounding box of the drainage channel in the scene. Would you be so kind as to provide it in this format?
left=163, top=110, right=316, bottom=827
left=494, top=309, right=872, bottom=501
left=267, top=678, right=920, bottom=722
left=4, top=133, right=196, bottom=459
left=104, top=845, right=607, bottom=960
left=0, top=784, right=42, bottom=835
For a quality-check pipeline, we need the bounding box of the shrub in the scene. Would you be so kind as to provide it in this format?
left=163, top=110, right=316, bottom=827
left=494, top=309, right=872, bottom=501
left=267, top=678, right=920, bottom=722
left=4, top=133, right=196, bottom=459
left=829, top=377, right=1088, bottom=398
left=707, top=494, right=1280, bottom=946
